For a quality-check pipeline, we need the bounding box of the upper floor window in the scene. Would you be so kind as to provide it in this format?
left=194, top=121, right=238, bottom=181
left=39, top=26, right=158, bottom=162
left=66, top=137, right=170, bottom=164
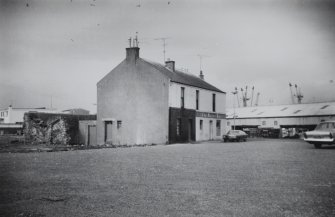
left=262, top=121, right=266, bottom=126
left=274, top=121, right=278, bottom=126
left=117, top=121, right=122, bottom=129
left=196, top=90, right=199, bottom=110
left=212, top=93, right=216, bottom=112
left=181, top=87, right=185, bottom=108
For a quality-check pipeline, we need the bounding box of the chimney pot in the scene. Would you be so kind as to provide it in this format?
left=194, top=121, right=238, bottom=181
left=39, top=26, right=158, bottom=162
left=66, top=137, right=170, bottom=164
left=199, top=70, right=204, bottom=80
left=165, top=60, right=175, bottom=72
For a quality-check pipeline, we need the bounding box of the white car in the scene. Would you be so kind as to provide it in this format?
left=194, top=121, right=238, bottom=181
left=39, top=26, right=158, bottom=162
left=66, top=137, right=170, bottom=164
left=304, top=121, right=335, bottom=148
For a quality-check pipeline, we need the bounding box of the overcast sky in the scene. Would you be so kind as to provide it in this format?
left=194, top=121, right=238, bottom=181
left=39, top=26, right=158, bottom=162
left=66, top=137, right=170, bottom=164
left=1, top=0, right=335, bottom=113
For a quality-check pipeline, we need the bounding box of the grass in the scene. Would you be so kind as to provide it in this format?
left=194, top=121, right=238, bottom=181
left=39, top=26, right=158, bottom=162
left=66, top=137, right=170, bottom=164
left=1, top=139, right=335, bottom=217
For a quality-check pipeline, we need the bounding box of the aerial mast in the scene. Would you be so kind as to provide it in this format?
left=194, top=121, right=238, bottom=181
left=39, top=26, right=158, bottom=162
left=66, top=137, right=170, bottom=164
left=155, top=37, right=170, bottom=62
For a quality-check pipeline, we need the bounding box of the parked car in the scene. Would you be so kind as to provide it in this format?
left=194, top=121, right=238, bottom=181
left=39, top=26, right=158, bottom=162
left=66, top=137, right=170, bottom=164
left=304, top=121, right=335, bottom=148
left=223, top=130, right=248, bottom=142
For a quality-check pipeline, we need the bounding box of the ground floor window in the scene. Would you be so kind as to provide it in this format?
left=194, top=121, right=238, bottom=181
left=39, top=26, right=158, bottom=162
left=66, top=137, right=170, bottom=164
left=200, top=119, right=203, bottom=130
left=216, top=120, right=221, bottom=136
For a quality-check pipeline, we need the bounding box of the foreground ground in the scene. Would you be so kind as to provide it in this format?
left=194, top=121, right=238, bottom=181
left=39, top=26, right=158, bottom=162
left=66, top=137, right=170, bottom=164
left=0, top=139, right=335, bottom=217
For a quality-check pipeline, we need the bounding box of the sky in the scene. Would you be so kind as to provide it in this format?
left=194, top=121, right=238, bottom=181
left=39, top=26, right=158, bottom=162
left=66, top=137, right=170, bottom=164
left=1, top=0, right=335, bottom=113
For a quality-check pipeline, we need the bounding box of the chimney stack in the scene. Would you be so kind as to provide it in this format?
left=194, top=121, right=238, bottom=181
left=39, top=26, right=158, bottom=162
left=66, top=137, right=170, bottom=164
left=126, top=37, right=140, bottom=62
left=165, top=59, right=175, bottom=72
left=199, top=70, right=204, bottom=80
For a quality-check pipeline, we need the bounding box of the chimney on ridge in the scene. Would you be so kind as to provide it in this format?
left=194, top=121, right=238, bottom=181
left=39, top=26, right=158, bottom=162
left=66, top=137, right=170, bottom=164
left=126, top=37, right=140, bottom=62
left=165, top=59, right=175, bottom=72
left=199, top=70, right=204, bottom=80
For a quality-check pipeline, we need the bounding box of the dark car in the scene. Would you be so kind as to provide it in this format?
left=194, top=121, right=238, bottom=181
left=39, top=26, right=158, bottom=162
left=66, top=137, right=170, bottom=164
left=304, top=121, right=335, bottom=148
left=223, top=130, right=248, bottom=142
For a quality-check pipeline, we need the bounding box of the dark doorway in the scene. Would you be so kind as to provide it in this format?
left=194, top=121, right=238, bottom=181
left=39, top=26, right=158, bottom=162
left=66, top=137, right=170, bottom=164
left=188, top=119, right=193, bottom=141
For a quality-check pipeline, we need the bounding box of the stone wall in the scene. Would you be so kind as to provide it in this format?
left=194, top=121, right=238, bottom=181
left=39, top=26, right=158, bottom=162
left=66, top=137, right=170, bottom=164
left=24, top=112, right=96, bottom=145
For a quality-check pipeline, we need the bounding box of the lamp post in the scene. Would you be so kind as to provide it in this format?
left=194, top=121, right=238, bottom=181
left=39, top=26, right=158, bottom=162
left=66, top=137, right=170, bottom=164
left=231, top=90, right=238, bottom=130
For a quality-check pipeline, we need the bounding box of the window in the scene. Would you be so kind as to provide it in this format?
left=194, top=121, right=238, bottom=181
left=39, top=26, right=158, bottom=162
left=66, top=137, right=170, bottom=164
left=274, top=121, right=278, bottom=126
left=181, top=87, right=185, bottom=108
left=227, top=121, right=230, bottom=126
left=196, top=90, right=199, bottom=110
left=200, top=119, right=203, bottom=130
left=262, top=121, right=266, bottom=125
left=212, top=93, right=216, bottom=112
left=177, top=118, right=181, bottom=136
left=117, top=121, right=122, bottom=129
left=320, top=105, right=329, bottom=109
left=216, top=120, right=221, bottom=136
left=293, top=110, right=301, bottom=114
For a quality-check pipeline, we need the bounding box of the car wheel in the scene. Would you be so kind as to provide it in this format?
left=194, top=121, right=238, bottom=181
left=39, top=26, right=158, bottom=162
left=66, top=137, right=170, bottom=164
left=314, top=144, right=322, bottom=149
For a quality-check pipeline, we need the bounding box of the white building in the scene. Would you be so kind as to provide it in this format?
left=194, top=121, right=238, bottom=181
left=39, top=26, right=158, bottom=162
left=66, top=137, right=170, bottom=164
left=97, top=45, right=226, bottom=145
left=0, top=105, right=61, bottom=135
left=0, top=105, right=61, bottom=124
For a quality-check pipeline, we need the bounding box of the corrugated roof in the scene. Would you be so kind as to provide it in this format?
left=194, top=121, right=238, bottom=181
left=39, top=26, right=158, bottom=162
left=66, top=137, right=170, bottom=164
left=226, top=102, right=335, bottom=118
left=142, top=59, right=225, bottom=93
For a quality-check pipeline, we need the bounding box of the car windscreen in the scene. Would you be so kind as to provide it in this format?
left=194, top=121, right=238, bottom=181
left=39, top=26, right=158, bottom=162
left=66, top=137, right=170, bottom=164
left=229, top=130, right=242, bottom=135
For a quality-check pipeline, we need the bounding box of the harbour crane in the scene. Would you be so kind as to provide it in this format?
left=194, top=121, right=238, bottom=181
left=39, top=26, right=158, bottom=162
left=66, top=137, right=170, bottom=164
left=250, top=86, right=255, bottom=107
left=235, top=87, right=240, bottom=107
left=289, top=83, right=295, bottom=104
left=295, top=84, right=303, bottom=104
left=255, top=92, right=260, bottom=106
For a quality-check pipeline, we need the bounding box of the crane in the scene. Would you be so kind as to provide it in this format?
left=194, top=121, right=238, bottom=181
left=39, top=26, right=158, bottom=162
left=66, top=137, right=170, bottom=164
left=250, top=86, right=255, bottom=107
left=235, top=87, right=240, bottom=107
left=255, top=92, right=260, bottom=106
left=294, top=84, right=303, bottom=104
left=289, top=83, right=295, bottom=104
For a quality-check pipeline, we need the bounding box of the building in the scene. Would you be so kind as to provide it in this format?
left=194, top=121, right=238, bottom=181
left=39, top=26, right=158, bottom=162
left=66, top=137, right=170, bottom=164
left=0, top=105, right=60, bottom=135
left=97, top=45, right=226, bottom=146
left=226, top=102, right=335, bottom=137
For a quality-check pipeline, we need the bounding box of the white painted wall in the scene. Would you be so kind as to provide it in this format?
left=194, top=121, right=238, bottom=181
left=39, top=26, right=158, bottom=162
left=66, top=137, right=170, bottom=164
left=169, top=82, right=226, bottom=113
left=195, top=117, right=226, bottom=141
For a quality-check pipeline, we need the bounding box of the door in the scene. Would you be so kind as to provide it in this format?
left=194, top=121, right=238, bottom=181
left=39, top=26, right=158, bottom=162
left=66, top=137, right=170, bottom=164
left=209, top=120, right=213, bottom=140
left=188, top=119, right=193, bottom=141
left=104, top=121, right=113, bottom=143
left=88, top=125, right=96, bottom=146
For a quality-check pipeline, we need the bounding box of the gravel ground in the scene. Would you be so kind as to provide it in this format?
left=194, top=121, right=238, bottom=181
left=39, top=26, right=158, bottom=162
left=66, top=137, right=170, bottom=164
left=0, top=139, right=335, bottom=217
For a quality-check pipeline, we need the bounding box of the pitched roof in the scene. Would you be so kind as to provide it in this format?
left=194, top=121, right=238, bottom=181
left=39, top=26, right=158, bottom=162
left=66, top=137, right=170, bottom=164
left=226, top=102, right=335, bottom=119
left=142, top=59, right=225, bottom=93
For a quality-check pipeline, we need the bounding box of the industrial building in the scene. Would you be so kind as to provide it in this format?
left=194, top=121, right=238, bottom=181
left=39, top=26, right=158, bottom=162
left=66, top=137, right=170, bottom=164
left=226, top=102, right=335, bottom=137
left=97, top=44, right=226, bottom=146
